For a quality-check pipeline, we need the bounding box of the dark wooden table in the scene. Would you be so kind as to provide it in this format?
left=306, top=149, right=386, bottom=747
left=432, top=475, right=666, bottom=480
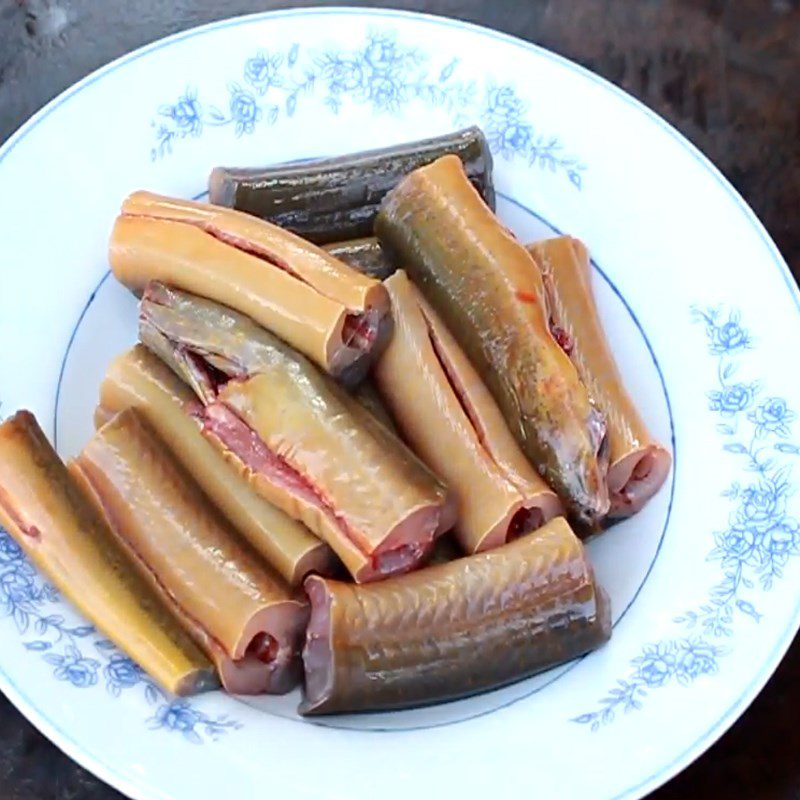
left=1, top=1, right=799, bottom=797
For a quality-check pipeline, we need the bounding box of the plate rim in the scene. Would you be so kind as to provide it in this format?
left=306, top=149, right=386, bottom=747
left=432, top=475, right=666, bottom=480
left=0, top=6, right=797, bottom=800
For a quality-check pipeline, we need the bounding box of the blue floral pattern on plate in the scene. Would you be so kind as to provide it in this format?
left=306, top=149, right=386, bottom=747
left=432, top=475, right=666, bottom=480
left=150, top=30, right=586, bottom=188
left=0, top=527, right=240, bottom=743
left=574, top=306, right=800, bottom=730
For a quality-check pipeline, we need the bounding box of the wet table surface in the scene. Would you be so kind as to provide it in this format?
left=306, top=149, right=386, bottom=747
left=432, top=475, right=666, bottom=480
left=1, top=1, right=799, bottom=798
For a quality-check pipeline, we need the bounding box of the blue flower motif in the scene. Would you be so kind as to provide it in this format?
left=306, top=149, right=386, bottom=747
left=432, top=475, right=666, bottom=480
left=737, top=484, right=782, bottom=532
left=53, top=647, right=100, bottom=688
left=0, top=532, right=23, bottom=566
left=244, top=52, right=283, bottom=94
left=148, top=31, right=584, bottom=188
left=368, top=75, right=403, bottom=111
left=160, top=89, right=202, bottom=137
left=148, top=700, right=241, bottom=743
left=714, top=524, right=761, bottom=566
left=708, top=383, right=755, bottom=416
left=494, top=120, right=534, bottom=158
left=0, top=569, right=36, bottom=604
left=363, top=34, right=400, bottom=72
left=749, top=397, right=796, bottom=439
left=321, top=57, right=365, bottom=94
left=635, top=646, right=676, bottom=688
left=709, top=312, right=750, bottom=355
left=104, top=654, right=143, bottom=695
left=760, top=518, right=800, bottom=560
left=676, top=643, right=719, bottom=681
left=485, top=85, right=525, bottom=123
left=151, top=700, right=202, bottom=741
left=228, top=86, right=262, bottom=135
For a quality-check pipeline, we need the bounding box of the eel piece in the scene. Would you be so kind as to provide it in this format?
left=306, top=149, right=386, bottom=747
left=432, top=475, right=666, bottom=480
left=323, top=237, right=396, bottom=280
left=139, top=283, right=455, bottom=583
left=71, top=409, right=309, bottom=695
left=375, top=155, right=610, bottom=528
left=375, top=271, right=562, bottom=553
left=109, top=191, right=391, bottom=385
left=97, top=345, right=337, bottom=586
left=0, top=411, right=216, bottom=696
left=208, top=126, right=495, bottom=243
left=528, top=237, right=672, bottom=517
left=301, top=516, right=610, bottom=714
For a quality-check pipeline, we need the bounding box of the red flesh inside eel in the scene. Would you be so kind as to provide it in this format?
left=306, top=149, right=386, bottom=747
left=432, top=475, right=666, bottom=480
left=196, top=366, right=429, bottom=579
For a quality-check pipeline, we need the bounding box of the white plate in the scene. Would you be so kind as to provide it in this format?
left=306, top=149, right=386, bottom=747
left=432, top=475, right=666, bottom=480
left=0, top=7, right=798, bottom=799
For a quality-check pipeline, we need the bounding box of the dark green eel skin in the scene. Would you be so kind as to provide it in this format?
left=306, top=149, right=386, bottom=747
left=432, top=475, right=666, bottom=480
left=208, top=126, right=494, bottom=243
left=375, top=155, right=610, bottom=528
left=300, top=516, right=610, bottom=715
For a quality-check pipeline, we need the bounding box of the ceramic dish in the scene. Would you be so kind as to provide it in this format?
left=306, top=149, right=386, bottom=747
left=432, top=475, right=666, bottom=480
left=0, top=8, right=798, bottom=800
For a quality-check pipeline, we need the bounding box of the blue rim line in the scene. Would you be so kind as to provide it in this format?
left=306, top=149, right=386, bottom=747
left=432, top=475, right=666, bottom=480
left=0, top=6, right=793, bottom=800
left=52, top=271, right=112, bottom=448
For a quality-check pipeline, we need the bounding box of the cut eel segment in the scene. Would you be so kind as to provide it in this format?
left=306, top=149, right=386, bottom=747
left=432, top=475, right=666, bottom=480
left=375, top=155, right=610, bottom=528
left=109, top=190, right=391, bottom=385
left=300, top=516, right=610, bottom=715
left=0, top=411, right=216, bottom=696
left=208, top=125, right=495, bottom=244
left=528, top=237, right=671, bottom=517
left=97, top=345, right=337, bottom=586
left=139, top=283, right=453, bottom=583
left=375, top=271, right=562, bottom=553
left=71, top=409, right=308, bottom=695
